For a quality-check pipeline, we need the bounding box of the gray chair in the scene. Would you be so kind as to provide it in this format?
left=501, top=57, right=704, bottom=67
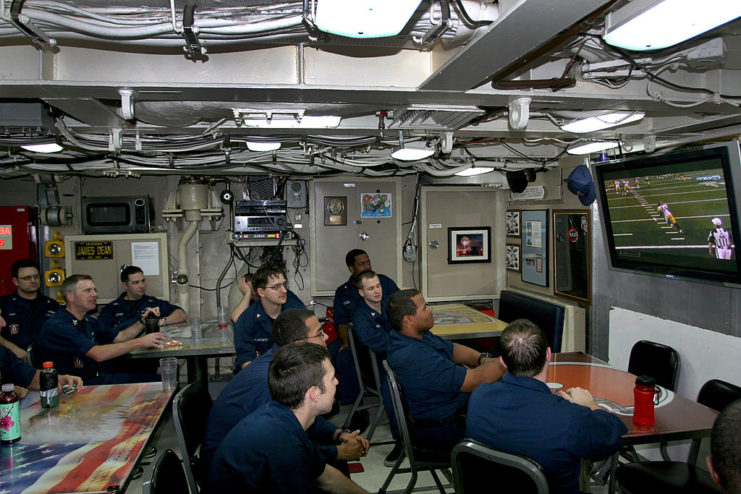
left=173, top=382, right=213, bottom=493
left=341, top=326, right=386, bottom=441
left=628, top=340, right=680, bottom=392
left=379, top=360, right=451, bottom=494
left=452, top=439, right=549, bottom=494
left=625, top=340, right=681, bottom=462
left=498, top=290, right=565, bottom=352
left=615, top=379, right=741, bottom=494
left=142, top=449, right=189, bottom=494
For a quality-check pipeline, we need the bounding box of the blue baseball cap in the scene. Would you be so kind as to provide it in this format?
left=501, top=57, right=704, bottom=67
left=566, top=165, right=596, bottom=206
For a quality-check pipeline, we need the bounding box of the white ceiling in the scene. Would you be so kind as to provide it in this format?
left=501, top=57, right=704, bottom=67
left=1, top=0, right=740, bottom=179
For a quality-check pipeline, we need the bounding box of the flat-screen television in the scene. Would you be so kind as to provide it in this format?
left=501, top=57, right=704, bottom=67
left=593, top=141, right=741, bottom=285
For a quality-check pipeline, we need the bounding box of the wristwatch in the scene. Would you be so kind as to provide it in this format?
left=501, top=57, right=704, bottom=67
left=478, top=352, right=495, bottom=365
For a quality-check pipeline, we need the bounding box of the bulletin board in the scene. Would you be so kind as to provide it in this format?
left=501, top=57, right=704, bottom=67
left=521, top=209, right=549, bottom=287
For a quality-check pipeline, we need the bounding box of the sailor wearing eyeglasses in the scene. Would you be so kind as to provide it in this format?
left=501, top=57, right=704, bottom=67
left=203, top=308, right=369, bottom=482
left=233, top=265, right=306, bottom=369
left=0, top=259, right=59, bottom=361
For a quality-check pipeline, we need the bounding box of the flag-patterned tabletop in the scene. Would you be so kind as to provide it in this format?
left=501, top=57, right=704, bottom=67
left=0, top=382, right=173, bottom=493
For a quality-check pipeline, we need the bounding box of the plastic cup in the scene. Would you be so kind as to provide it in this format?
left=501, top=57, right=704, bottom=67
left=191, top=317, right=203, bottom=343
left=217, top=306, right=229, bottom=328
left=160, top=357, right=178, bottom=391
left=144, top=317, right=159, bottom=334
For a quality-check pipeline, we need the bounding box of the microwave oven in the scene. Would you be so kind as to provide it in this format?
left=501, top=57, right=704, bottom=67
left=81, top=196, right=152, bottom=234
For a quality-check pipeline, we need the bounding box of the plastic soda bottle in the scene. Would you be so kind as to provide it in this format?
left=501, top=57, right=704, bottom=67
left=40, top=361, right=59, bottom=408
left=0, top=383, right=21, bottom=443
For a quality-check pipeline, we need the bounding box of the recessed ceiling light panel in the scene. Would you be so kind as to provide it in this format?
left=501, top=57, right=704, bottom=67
left=561, top=112, right=645, bottom=133
left=603, top=0, right=741, bottom=51
left=315, top=0, right=423, bottom=38
left=455, top=167, right=495, bottom=176
left=567, top=141, right=620, bottom=155
left=21, top=143, right=63, bottom=153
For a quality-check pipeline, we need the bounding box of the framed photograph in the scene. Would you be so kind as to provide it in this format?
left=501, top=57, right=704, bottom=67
left=553, top=209, right=591, bottom=304
left=447, top=227, right=491, bottom=264
left=505, top=209, right=521, bottom=237
left=521, top=209, right=548, bottom=286
left=505, top=244, right=521, bottom=272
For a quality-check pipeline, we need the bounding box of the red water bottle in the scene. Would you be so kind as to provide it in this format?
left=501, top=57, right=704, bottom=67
left=633, top=375, right=657, bottom=426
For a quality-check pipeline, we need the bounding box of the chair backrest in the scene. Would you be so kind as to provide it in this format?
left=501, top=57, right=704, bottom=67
left=173, top=382, right=213, bottom=492
left=452, top=439, right=549, bottom=494
left=383, top=360, right=417, bottom=465
left=142, top=449, right=189, bottom=494
left=627, top=340, right=680, bottom=391
left=697, top=379, right=741, bottom=412
left=498, top=290, right=565, bottom=352
left=348, top=326, right=380, bottom=392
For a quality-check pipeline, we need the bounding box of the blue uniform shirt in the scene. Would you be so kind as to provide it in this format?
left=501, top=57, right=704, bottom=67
left=333, top=274, right=398, bottom=327
left=351, top=298, right=392, bottom=355
left=0, top=345, right=36, bottom=387
left=202, top=345, right=338, bottom=474
left=233, top=290, right=305, bottom=367
left=467, top=373, right=627, bottom=494
left=387, top=330, right=468, bottom=422
left=98, top=293, right=182, bottom=332
left=208, top=401, right=326, bottom=494
left=37, top=309, right=119, bottom=382
left=0, top=291, right=59, bottom=350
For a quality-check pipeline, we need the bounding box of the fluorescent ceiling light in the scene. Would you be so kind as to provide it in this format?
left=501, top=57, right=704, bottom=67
left=21, top=143, right=63, bottom=153
left=567, top=141, right=620, bottom=155
left=391, top=141, right=435, bottom=161
left=241, top=115, right=341, bottom=129
left=561, top=112, right=645, bottom=133
left=315, top=0, right=422, bottom=38
left=603, top=0, right=741, bottom=51
left=455, top=167, right=495, bottom=176
left=246, top=141, right=281, bottom=152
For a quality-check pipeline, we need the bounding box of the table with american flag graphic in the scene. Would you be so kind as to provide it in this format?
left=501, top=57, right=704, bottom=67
left=0, top=382, right=173, bottom=493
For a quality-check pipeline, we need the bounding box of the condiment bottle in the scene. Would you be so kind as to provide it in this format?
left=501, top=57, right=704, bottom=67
left=40, top=361, right=59, bottom=408
left=0, top=383, right=21, bottom=443
left=633, top=374, right=657, bottom=426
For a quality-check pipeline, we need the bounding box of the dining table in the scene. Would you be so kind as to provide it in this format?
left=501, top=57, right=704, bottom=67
left=548, top=352, right=718, bottom=493
left=128, top=320, right=235, bottom=385
left=0, top=382, right=173, bottom=494
left=429, top=303, right=507, bottom=340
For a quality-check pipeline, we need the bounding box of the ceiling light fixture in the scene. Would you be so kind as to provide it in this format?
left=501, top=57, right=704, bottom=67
left=241, top=115, right=341, bottom=129
left=603, top=0, right=741, bottom=51
left=391, top=141, right=435, bottom=161
left=315, top=0, right=423, bottom=38
left=455, top=167, right=495, bottom=177
left=233, top=109, right=342, bottom=129
left=567, top=141, right=620, bottom=155
left=21, top=142, right=63, bottom=153
left=246, top=141, right=281, bottom=152
left=560, top=111, right=645, bottom=133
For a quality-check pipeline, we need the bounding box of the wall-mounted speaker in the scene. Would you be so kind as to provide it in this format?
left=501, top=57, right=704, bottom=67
left=506, top=171, right=529, bottom=193
left=286, top=180, right=308, bottom=208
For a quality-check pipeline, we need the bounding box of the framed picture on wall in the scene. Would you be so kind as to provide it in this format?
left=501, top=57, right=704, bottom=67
left=505, top=244, right=521, bottom=272
left=553, top=209, right=591, bottom=304
left=521, top=209, right=548, bottom=286
left=505, top=209, right=521, bottom=237
left=447, top=227, right=491, bottom=264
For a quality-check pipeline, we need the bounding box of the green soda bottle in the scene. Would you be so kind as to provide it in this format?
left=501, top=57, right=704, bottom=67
left=40, top=361, right=59, bottom=408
